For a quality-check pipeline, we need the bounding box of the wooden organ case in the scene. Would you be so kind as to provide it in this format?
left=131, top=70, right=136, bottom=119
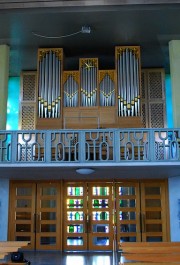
left=36, top=46, right=143, bottom=130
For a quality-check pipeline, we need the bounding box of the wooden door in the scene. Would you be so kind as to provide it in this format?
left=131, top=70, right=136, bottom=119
left=63, top=182, right=88, bottom=251
left=88, top=182, right=114, bottom=251
left=9, top=182, right=36, bottom=250
left=140, top=181, right=168, bottom=242
left=115, top=182, right=141, bottom=243
left=115, top=180, right=168, bottom=245
left=63, top=182, right=114, bottom=251
left=36, top=183, right=61, bottom=250
left=9, top=182, right=61, bottom=250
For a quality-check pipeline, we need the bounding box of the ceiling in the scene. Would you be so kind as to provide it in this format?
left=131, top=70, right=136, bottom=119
left=1, top=3, right=180, bottom=76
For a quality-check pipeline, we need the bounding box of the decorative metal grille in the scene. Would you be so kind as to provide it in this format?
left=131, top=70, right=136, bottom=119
left=150, top=103, right=165, bottom=128
left=141, top=103, right=147, bottom=128
left=22, top=73, right=36, bottom=101
left=141, top=69, right=166, bottom=128
left=141, top=71, right=146, bottom=99
left=51, top=131, right=79, bottom=161
left=21, top=105, right=36, bottom=130
left=149, top=71, right=164, bottom=99
left=17, top=132, right=45, bottom=162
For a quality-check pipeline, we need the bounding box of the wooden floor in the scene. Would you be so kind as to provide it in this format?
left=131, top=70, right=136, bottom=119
left=1, top=251, right=120, bottom=265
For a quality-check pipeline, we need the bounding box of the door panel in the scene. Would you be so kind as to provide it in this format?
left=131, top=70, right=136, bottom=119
left=63, top=183, right=88, bottom=251
left=9, top=182, right=61, bottom=250
left=9, top=183, right=36, bottom=250
left=115, top=181, right=168, bottom=245
left=88, top=183, right=113, bottom=251
left=140, top=182, right=167, bottom=242
left=36, top=183, right=61, bottom=250
left=116, top=182, right=141, bottom=243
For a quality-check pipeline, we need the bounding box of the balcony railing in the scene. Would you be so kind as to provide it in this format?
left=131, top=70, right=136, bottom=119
left=0, top=128, right=180, bottom=164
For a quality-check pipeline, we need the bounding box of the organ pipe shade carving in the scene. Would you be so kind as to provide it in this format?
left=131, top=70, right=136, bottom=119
left=99, top=70, right=115, bottom=106
left=37, top=48, right=63, bottom=118
left=63, top=71, right=79, bottom=107
left=80, top=58, right=98, bottom=107
left=116, top=46, right=141, bottom=117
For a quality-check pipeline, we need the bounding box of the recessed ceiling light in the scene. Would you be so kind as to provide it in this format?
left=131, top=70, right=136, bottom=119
left=76, top=168, right=95, bottom=175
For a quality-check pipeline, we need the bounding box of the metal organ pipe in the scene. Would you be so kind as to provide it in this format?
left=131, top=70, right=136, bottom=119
left=64, top=75, right=78, bottom=107
left=38, top=49, right=62, bottom=118
left=99, top=72, right=115, bottom=107
left=80, top=59, right=97, bottom=107
left=117, top=47, right=140, bottom=117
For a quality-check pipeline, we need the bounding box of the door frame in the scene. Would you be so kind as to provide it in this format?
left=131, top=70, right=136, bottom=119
left=8, top=180, right=62, bottom=250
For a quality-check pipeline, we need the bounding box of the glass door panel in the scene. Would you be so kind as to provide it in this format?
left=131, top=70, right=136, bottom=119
left=88, top=183, right=113, bottom=251
left=63, top=183, right=87, bottom=251
left=115, top=182, right=141, bottom=243
left=140, top=182, right=168, bottom=242
left=36, top=183, right=61, bottom=250
left=9, top=183, right=36, bottom=250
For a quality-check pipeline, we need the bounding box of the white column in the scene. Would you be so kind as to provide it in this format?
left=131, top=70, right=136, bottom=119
left=0, top=179, right=9, bottom=240
left=169, top=40, right=180, bottom=127
left=0, top=45, right=9, bottom=130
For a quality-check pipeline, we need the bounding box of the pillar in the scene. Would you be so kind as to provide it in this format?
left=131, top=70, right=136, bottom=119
left=169, top=41, right=180, bottom=127
left=0, top=45, right=9, bottom=130
left=0, top=179, right=9, bottom=240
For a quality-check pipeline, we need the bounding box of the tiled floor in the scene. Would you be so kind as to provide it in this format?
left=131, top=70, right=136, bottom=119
left=4, top=251, right=121, bottom=265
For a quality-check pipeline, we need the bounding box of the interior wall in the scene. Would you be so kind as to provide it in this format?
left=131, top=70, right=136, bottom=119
left=168, top=176, right=180, bottom=241
left=0, top=179, right=9, bottom=240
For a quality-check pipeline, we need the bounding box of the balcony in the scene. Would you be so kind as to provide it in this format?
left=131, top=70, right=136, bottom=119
left=0, top=128, right=180, bottom=179
left=0, top=0, right=173, bottom=10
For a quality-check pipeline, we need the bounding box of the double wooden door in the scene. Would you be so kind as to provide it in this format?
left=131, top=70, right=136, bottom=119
left=9, top=182, right=61, bottom=250
left=63, top=182, right=114, bottom=251
left=116, top=181, right=168, bottom=243
left=9, top=180, right=169, bottom=251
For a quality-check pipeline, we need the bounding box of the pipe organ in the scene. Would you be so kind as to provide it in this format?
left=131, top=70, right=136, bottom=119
left=36, top=46, right=142, bottom=129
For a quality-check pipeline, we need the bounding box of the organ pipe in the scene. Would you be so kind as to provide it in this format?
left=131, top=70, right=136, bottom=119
left=80, top=58, right=98, bottom=107
left=99, top=71, right=115, bottom=107
left=38, top=48, right=63, bottom=118
left=116, top=46, right=141, bottom=117
left=63, top=71, right=79, bottom=107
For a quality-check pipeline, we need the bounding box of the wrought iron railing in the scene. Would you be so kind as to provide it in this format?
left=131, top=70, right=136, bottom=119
left=0, top=128, right=179, bottom=163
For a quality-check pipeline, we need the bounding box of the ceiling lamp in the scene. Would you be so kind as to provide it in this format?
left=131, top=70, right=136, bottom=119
left=76, top=168, right=95, bottom=175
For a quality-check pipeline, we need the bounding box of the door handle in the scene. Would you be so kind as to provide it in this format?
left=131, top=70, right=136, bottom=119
left=36, top=213, right=40, bottom=233
left=33, top=213, right=36, bottom=233
left=84, top=214, right=88, bottom=233
left=141, top=213, right=146, bottom=233
left=88, top=214, right=91, bottom=233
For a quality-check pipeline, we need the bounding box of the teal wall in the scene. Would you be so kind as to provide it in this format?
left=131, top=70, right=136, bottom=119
left=165, top=74, right=174, bottom=128
left=6, top=77, right=20, bottom=130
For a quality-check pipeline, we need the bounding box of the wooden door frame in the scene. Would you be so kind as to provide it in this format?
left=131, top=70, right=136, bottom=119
left=8, top=180, right=62, bottom=251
